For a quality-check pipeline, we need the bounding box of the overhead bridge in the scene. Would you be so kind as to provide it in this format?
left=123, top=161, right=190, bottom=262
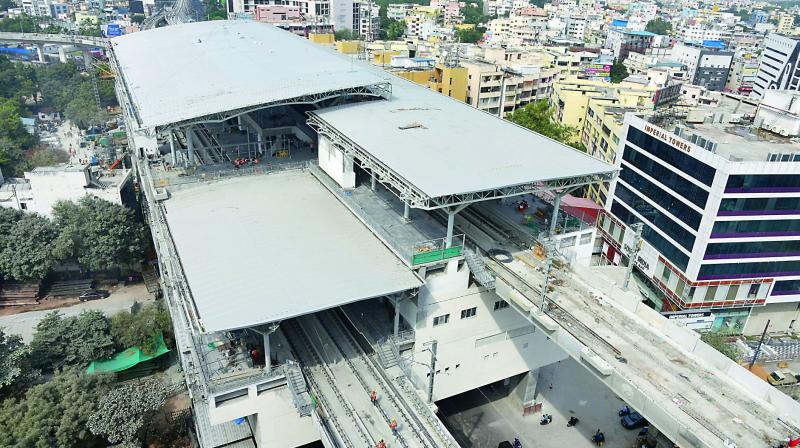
left=440, top=203, right=800, bottom=448
left=0, top=32, right=108, bottom=48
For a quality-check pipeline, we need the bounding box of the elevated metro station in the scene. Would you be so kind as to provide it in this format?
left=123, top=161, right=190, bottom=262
left=109, top=20, right=800, bottom=448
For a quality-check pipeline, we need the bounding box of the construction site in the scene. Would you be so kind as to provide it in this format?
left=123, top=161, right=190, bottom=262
left=106, top=20, right=800, bottom=448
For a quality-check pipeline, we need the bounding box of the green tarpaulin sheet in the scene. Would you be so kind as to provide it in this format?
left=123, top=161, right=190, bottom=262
left=86, top=335, right=170, bottom=374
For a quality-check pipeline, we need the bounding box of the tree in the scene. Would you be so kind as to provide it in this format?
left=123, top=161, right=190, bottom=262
left=335, top=28, right=355, bottom=40
left=457, top=26, right=486, bottom=43
left=385, top=19, right=405, bottom=40
left=507, top=100, right=582, bottom=148
left=0, top=213, right=60, bottom=281
left=0, top=207, right=23, bottom=255
left=88, top=378, right=168, bottom=447
left=0, top=329, right=36, bottom=396
left=645, top=18, right=672, bottom=35
left=29, top=310, right=116, bottom=371
left=462, top=0, right=491, bottom=25
left=52, top=196, right=146, bottom=272
left=0, top=368, right=112, bottom=447
left=610, top=60, right=629, bottom=83
left=131, top=14, right=145, bottom=25
left=701, top=331, right=739, bottom=361
left=110, top=303, right=172, bottom=354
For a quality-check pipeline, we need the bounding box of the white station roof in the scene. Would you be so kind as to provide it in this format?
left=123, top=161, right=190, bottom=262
left=164, top=171, right=421, bottom=332
left=313, top=77, right=616, bottom=200
left=111, top=21, right=387, bottom=129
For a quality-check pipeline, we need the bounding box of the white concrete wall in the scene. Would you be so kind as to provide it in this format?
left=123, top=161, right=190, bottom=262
left=744, top=301, right=800, bottom=335
left=209, top=385, right=320, bottom=448
left=410, top=264, right=568, bottom=400
left=317, top=135, right=355, bottom=190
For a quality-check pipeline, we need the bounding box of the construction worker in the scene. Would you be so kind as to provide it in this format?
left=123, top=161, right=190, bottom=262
left=390, top=418, right=398, bottom=437
left=370, top=390, right=377, bottom=406
left=376, top=440, right=386, bottom=448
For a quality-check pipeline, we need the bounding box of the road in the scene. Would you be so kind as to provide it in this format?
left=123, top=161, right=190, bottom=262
left=439, top=357, right=638, bottom=448
left=0, top=283, right=154, bottom=341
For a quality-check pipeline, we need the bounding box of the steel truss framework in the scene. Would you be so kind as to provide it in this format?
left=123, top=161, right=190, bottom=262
left=152, top=82, right=393, bottom=136
left=308, top=113, right=618, bottom=211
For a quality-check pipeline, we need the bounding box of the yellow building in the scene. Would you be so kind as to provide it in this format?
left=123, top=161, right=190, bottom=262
left=394, top=63, right=468, bottom=102
left=778, top=13, right=795, bottom=35
left=549, top=77, right=656, bottom=140
left=373, top=51, right=402, bottom=65
left=309, top=33, right=335, bottom=44
left=335, top=41, right=362, bottom=54
left=580, top=101, right=632, bottom=205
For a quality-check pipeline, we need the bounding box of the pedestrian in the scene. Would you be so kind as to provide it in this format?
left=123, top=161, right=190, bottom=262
left=390, top=418, right=398, bottom=437
left=370, top=390, right=377, bottom=406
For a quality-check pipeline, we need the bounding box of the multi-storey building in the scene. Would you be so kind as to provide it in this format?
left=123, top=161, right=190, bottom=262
left=605, top=28, right=669, bottom=61
left=777, top=13, right=795, bottom=36
left=387, top=2, right=415, bottom=20
left=581, top=103, right=631, bottom=204
left=463, top=58, right=557, bottom=117
left=550, top=77, right=656, bottom=138
left=671, top=42, right=733, bottom=92
left=752, top=33, right=800, bottom=99
left=725, top=53, right=759, bottom=95
left=599, top=110, right=800, bottom=335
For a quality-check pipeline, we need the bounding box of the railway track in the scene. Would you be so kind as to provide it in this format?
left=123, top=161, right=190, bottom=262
left=310, top=310, right=435, bottom=448
left=283, top=319, right=370, bottom=448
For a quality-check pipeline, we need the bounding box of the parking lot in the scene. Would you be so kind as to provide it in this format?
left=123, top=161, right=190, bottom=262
left=438, top=357, right=641, bottom=448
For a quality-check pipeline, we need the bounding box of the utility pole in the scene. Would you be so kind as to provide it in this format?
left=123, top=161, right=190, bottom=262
left=749, top=319, right=770, bottom=371
left=424, top=340, right=438, bottom=403
left=623, top=223, right=644, bottom=290
left=540, top=238, right=556, bottom=312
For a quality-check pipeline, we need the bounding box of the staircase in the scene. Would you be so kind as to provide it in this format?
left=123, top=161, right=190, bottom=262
left=284, top=362, right=312, bottom=416
left=465, top=248, right=495, bottom=288
left=377, top=338, right=399, bottom=369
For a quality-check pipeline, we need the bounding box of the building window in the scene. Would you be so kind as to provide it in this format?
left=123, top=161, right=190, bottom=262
left=494, top=300, right=509, bottom=311
left=433, top=314, right=450, bottom=326
left=461, top=307, right=477, bottom=319
left=748, top=283, right=760, bottom=298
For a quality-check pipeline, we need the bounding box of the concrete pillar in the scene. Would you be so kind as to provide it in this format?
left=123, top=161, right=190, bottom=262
left=393, top=295, right=401, bottom=339
left=371, top=174, right=377, bottom=191
left=36, top=44, right=45, bottom=63
left=186, top=127, right=195, bottom=166
left=549, top=193, right=562, bottom=236
left=403, top=202, right=410, bottom=222
left=513, top=369, right=540, bottom=413
left=168, top=131, right=176, bottom=166
left=82, top=49, right=92, bottom=70
left=446, top=211, right=455, bottom=248
left=57, top=46, right=67, bottom=63
left=263, top=331, right=271, bottom=374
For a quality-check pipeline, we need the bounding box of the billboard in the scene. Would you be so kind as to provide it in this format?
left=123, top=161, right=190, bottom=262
left=653, top=83, right=682, bottom=108
left=103, top=24, right=122, bottom=37
left=664, top=310, right=714, bottom=331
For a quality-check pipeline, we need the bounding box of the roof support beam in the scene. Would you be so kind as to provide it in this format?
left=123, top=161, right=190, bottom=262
left=309, top=113, right=618, bottom=211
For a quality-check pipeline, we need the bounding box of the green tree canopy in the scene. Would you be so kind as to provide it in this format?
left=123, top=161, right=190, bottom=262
left=701, top=331, right=739, bottom=360
left=610, top=60, right=629, bottom=83
left=0, top=329, right=37, bottom=397
left=457, top=26, right=486, bottom=43
left=645, top=18, right=673, bottom=35
left=507, top=100, right=582, bottom=149
left=335, top=28, right=355, bottom=40
left=29, top=310, right=116, bottom=371
left=0, top=213, right=60, bottom=281
left=384, top=18, right=405, bottom=40
left=88, top=378, right=168, bottom=447
left=463, top=0, right=492, bottom=24
left=52, top=196, right=146, bottom=272
left=0, top=368, right=113, bottom=448
left=111, top=303, right=172, bottom=354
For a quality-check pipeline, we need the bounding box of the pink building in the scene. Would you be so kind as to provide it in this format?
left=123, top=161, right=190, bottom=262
left=254, top=4, right=301, bottom=23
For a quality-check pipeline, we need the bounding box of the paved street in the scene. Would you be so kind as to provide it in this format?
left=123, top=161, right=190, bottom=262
left=438, top=357, right=639, bottom=448
left=0, top=283, right=154, bottom=341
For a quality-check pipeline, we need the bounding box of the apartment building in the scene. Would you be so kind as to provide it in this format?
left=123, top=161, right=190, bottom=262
left=463, top=59, right=556, bottom=117
left=605, top=28, right=669, bottom=61
left=725, top=54, right=759, bottom=96
left=752, top=33, right=800, bottom=99
left=550, top=77, right=656, bottom=136
left=393, top=62, right=469, bottom=102
left=582, top=102, right=631, bottom=204
left=599, top=109, right=800, bottom=335
left=387, top=2, right=415, bottom=20
left=671, top=42, right=733, bottom=92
